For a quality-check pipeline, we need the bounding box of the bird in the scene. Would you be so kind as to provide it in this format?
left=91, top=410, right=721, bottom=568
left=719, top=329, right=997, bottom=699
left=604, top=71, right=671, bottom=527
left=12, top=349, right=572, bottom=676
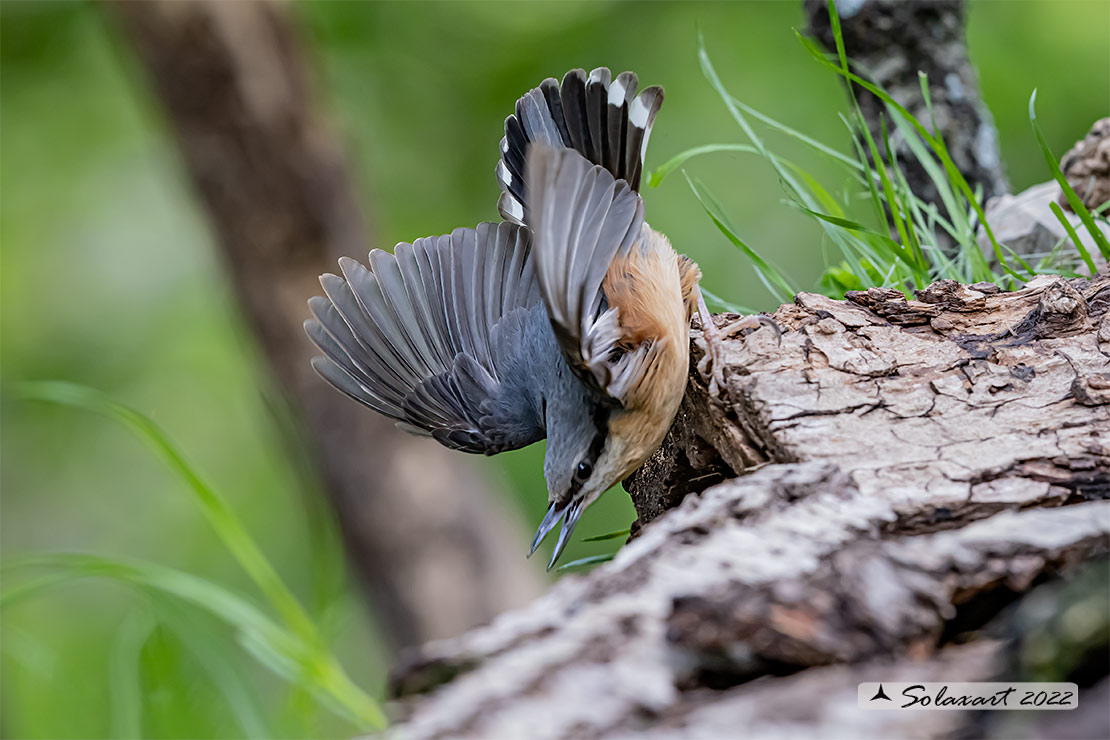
left=305, top=68, right=775, bottom=569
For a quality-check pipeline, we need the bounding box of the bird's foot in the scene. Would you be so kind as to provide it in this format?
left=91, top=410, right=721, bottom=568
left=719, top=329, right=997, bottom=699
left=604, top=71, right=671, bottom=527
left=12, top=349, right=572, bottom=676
left=695, top=289, right=727, bottom=396
left=695, top=289, right=781, bottom=398
left=718, top=314, right=782, bottom=343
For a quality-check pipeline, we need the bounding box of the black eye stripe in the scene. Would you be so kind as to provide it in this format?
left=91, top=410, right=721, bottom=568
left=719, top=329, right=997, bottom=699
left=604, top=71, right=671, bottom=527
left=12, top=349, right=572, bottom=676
left=568, top=404, right=611, bottom=498
left=588, top=405, right=610, bottom=461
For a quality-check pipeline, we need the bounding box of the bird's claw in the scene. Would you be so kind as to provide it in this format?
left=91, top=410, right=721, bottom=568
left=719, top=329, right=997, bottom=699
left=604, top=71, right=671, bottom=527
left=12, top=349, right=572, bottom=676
left=694, top=290, right=726, bottom=396
left=694, top=289, right=782, bottom=398
left=718, top=314, right=782, bottom=345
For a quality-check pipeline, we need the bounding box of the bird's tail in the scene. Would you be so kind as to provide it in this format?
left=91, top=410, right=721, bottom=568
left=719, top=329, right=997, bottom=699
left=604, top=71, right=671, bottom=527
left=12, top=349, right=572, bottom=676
left=496, top=68, right=663, bottom=224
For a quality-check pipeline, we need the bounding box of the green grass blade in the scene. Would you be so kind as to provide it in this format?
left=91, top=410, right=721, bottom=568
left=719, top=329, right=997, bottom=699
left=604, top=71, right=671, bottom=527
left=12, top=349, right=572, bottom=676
left=888, top=101, right=987, bottom=281
left=646, top=144, right=760, bottom=188
left=3, top=554, right=305, bottom=672
left=890, top=162, right=938, bottom=275
left=828, top=0, right=851, bottom=64
left=818, top=262, right=865, bottom=296
left=153, top=599, right=274, bottom=739
left=795, top=153, right=888, bottom=284
left=796, top=207, right=913, bottom=263
left=580, top=529, right=630, bottom=543
left=845, top=118, right=889, bottom=229
left=14, top=381, right=319, bottom=644
left=776, top=169, right=899, bottom=270
left=0, top=625, right=56, bottom=683
left=685, top=173, right=797, bottom=303
left=555, top=554, right=615, bottom=572
left=726, top=95, right=863, bottom=171
left=2, top=553, right=386, bottom=731
left=0, top=571, right=76, bottom=606
left=849, top=106, right=917, bottom=280
left=787, top=158, right=893, bottom=286
left=700, top=35, right=887, bottom=292
left=795, top=25, right=1025, bottom=281
left=783, top=159, right=846, bottom=217
left=699, top=287, right=758, bottom=314
left=880, top=116, right=926, bottom=277
left=699, top=32, right=768, bottom=156
left=699, top=34, right=812, bottom=205
left=917, top=75, right=1034, bottom=279
left=9, top=380, right=387, bottom=731
left=892, top=105, right=965, bottom=234
left=1030, top=90, right=1110, bottom=259
left=1049, top=201, right=1098, bottom=274
left=108, top=610, right=154, bottom=740
left=1033, top=234, right=1083, bottom=277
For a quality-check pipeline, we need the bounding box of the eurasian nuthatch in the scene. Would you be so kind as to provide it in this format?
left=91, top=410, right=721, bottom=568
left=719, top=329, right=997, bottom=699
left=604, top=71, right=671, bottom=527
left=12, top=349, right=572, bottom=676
left=305, top=68, right=773, bottom=568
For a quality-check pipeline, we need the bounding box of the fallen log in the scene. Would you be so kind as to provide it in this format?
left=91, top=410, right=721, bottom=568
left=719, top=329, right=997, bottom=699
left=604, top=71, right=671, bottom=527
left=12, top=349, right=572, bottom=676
left=387, top=274, right=1110, bottom=738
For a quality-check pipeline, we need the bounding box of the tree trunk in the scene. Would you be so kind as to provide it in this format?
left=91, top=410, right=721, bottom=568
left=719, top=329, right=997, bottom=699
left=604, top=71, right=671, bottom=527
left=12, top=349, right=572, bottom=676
left=109, top=0, right=542, bottom=648
left=386, top=273, right=1110, bottom=738
left=804, top=0, right=1009, bottom=211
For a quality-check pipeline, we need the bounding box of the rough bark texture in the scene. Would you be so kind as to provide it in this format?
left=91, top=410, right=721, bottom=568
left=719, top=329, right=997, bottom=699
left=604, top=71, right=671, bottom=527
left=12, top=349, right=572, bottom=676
left=804, top=0, right=1009, bottom=211
left=386, top=274, right=1109, bottom=738
left=110, top=0, right=541, bottom=647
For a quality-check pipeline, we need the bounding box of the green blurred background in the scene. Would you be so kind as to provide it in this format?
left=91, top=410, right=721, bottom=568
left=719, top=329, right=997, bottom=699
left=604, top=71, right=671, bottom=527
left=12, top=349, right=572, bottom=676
left=1, top=1, right=1106, bottom=737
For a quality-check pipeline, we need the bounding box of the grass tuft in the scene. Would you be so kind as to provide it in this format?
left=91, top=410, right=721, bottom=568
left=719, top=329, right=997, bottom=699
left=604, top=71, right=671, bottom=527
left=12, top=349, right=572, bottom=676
left=649, top=0, right=1106, bottom=307
left=4, top=382, right=387, bottom=733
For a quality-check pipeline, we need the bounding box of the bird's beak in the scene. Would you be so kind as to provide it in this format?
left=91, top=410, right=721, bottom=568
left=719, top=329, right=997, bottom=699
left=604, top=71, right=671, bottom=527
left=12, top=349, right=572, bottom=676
left=529, top=501, right=567, bottom=557
left=527, top=498, right=585, bottom=571
left=547, top=499, right=583, bottom=571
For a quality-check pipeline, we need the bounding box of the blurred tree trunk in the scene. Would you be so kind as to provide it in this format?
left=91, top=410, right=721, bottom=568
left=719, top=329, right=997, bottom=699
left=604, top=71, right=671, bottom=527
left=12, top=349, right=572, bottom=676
left=109, top=0, right=542, bottom=648
left=804, top=0, right=1009, bottom=211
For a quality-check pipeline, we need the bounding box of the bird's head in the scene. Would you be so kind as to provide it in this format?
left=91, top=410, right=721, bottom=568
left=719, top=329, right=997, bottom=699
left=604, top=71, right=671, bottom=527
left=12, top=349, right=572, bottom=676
left=530, top=385, right=638, bottom=570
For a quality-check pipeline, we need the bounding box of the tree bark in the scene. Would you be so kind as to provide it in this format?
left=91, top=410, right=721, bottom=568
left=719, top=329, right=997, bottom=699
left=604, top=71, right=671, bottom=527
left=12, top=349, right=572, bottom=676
left=804, top=0, right=1009, bottom=211
left=386, top=273, right=1110, bottom=738
left=109, top=0, right=541, bottom=648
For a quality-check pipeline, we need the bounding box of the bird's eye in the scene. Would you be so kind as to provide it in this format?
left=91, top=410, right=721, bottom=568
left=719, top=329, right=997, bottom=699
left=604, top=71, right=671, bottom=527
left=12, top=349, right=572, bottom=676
left=575, top=460, right=593, bottom=481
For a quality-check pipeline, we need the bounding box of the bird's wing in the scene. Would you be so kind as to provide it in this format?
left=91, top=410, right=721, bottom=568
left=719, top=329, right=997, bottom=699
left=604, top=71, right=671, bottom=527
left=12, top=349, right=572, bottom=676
left=306, top=222, right=546, bottom=454
left=497, top=67, right=664, bottom=224
left=527, top=145, right=660, bottom=406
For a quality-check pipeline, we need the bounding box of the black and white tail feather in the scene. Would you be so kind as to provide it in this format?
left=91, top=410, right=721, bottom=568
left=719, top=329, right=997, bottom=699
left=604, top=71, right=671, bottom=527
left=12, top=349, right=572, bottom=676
left=497, top=67, right=663, bottom=224
left=305, top=222, right=546, bottom=455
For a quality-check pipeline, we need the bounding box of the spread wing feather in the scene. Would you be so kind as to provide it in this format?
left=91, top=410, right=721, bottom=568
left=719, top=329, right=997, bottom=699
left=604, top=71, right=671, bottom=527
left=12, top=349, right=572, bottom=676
left=527, top=145, right=649, bottom=404
left=497, top=67, right=664, bottom=224
left=306, top=222, right=545, bottom=454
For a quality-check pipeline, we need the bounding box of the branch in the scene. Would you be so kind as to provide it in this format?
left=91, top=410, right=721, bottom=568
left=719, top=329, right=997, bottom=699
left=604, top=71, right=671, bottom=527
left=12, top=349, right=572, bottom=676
left=386, top=274, right=1110, bottom=737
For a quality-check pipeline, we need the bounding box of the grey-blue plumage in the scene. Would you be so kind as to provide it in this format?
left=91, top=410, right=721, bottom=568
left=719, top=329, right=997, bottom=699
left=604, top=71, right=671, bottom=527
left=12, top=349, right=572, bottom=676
left=308, top=222, right=550, bottom=454
left=307, top=69, right=687, bottom=569
left=306, top=151, right=643, bottom=455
